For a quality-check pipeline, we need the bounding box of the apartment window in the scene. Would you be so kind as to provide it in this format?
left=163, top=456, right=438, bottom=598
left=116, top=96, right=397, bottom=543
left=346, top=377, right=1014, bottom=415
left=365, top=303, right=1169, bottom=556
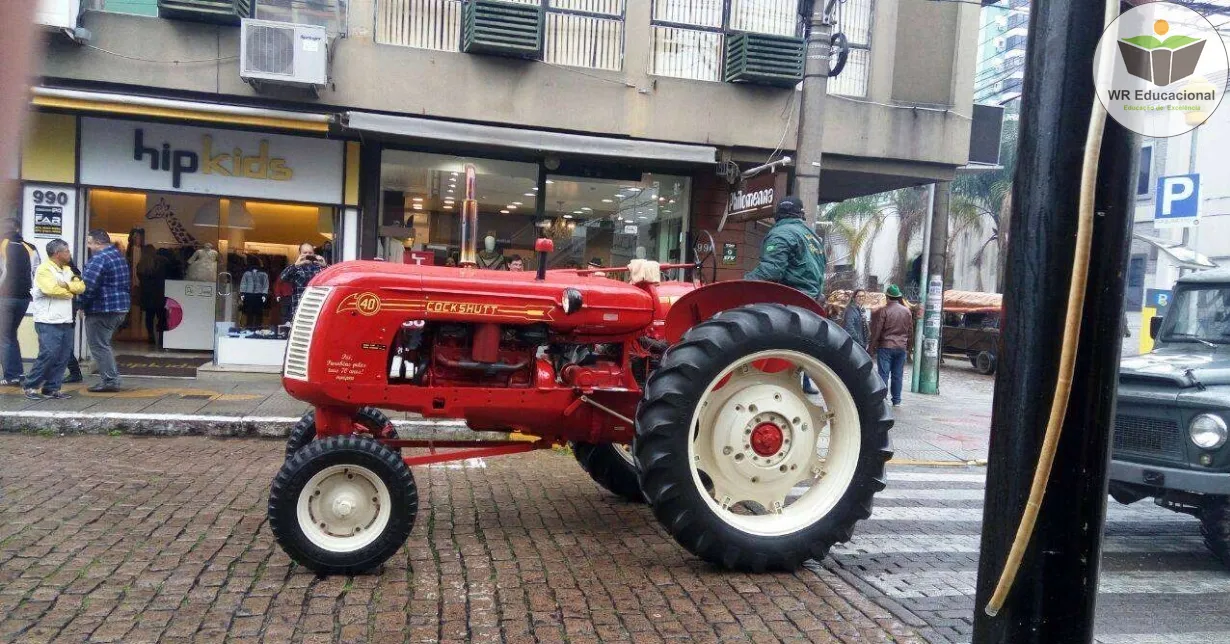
left=828, top=0, right=873, bottom=97
left=649, top=0, right=801, bottom=82
left=1137, top=145, right=1153, bottom=197
left=376, top=0, right=626, bottom=71
left=257, top=0, right=349, bottom=34
left=91, top=0, right=159, bottom=16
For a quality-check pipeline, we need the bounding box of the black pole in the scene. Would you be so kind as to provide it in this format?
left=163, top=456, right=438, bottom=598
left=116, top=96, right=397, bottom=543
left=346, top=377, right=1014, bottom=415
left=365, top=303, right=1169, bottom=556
left=971, top=0, right=1139, bottom=641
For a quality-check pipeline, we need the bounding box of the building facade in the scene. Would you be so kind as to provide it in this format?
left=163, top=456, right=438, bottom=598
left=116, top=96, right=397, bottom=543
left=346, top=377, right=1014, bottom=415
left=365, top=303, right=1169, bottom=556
left=972, top=0, right=1026, bottom=107
left=19, top=0, right=980, bottom=370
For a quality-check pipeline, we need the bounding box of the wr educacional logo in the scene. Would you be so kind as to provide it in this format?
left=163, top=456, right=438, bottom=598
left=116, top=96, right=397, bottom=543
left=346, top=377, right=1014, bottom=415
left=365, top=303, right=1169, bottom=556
left=1113, top=19, right=1205, bottom=90
left=1093, top=2, right=1229, bottom=138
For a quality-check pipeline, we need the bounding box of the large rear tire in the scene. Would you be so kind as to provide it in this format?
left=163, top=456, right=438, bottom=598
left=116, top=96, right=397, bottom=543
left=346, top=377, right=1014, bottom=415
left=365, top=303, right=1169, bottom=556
left=1201, top=497, right=1230, bottom=570
left=269, top=435, right=417, bottom=575
left=285, top=407, right=398, bottom=460
left=636, top=303, right=893, bottom=572
left=572, top=442, right=645, bottom=503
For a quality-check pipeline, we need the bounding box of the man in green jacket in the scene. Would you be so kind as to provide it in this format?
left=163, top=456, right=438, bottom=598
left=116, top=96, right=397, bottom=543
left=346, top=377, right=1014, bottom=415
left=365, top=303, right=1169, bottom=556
left=745, top=196, right=826, bottom=299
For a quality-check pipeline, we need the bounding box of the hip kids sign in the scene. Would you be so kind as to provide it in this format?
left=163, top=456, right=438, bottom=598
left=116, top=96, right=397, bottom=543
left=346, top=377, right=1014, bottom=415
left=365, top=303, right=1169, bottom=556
left=79, top=117, right=343, bottom=203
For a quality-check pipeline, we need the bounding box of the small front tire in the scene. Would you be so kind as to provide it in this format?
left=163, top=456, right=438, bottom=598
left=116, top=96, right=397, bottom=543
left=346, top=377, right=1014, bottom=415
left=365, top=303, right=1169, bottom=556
left=1202, top=497, right=1230, bottom=570
left=269, top=435, right=417, bottom=575
left=285, top=407, right=398, bottom=460
left=974, top=351, right=997, bottom=375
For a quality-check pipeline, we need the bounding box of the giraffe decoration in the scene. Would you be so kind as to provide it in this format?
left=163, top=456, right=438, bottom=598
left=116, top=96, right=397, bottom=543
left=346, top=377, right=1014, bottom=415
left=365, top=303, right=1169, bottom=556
left=145, top=197, right=198, bottom=246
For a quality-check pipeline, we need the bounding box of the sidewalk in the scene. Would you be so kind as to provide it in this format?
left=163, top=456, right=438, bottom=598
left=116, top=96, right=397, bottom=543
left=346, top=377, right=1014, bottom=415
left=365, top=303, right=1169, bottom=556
left=0, top=363, right=996, bottom=463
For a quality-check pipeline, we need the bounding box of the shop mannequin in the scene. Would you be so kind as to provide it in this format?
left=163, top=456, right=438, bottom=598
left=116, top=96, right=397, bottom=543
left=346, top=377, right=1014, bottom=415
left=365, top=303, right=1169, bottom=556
left=635, top=246, right=647, bottom=260
left=186, top=243, right=219, bottom=282
left=240, top=261, right=270, bottom=327
left=476, top=235, right=506, bottom=270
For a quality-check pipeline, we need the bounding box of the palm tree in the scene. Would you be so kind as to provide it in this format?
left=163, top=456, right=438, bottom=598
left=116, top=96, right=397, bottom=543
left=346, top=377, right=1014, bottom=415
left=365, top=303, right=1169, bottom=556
left=884, top=187, right=930, bottom=287
left=823, top=195, right=887, bottom=284
left=952, top=118, right=1019, bottom=291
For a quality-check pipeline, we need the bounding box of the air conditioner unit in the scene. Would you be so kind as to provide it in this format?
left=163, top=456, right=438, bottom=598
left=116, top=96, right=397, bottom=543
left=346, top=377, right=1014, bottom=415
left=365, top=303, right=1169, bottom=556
left=35, top=0, right=80, bottom=30
left=240, top=19, right=329, bottom=92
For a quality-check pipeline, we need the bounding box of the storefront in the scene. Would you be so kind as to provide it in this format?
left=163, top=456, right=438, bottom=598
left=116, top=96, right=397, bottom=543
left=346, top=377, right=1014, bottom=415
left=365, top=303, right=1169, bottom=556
left=375, top=150, right=692, bottom=275
left=343, top=111, right=716, bottom=276
left=16, top=102, right=356, bottom=374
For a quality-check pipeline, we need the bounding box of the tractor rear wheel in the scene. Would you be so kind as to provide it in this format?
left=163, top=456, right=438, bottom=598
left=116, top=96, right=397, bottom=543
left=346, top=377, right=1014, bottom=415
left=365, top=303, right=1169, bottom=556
left=268, top=435, right=417, bottom=575
left=572, top=442, right=645, bottom=503
left=635, top=303, right=893, bottom=572
left=285, top=407, right=398, bottom=460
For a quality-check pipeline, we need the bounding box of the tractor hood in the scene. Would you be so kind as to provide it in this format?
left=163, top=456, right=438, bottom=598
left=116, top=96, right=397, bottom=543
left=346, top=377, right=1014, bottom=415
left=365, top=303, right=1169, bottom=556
left=308, top=261, right=658, bottom=336
left=1119, top=346, right=1230, bottom=388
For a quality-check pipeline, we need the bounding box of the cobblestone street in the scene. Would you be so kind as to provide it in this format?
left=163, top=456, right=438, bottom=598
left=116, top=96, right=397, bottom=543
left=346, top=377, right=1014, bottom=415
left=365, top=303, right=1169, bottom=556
left=0, top=435, right=923, bottom=643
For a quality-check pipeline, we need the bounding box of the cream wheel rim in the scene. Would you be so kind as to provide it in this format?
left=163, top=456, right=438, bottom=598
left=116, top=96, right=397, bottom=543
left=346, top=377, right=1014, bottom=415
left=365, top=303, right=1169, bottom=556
left=296, top=464, right=392, bottom=553
left=687, top=349, right=862, bottom=537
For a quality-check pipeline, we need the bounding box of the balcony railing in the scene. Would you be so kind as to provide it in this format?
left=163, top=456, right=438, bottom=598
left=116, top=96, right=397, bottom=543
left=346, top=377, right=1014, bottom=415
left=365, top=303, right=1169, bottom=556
left=378, top=0, right=625, bottom=70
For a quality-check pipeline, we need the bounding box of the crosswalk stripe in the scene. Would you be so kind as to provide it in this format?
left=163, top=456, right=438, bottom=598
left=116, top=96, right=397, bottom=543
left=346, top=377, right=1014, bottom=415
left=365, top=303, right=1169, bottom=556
left=1095, top=632, right=1230, bottom=644
left=868, top=506, right=1194, bottom=522
left=877, top=488, right=985, bottom=500
left=888, top=471, right=986, bottom=483
left=833, top=534, right=1208, bottom=556
left=865, top=569, right=1230, bottom=599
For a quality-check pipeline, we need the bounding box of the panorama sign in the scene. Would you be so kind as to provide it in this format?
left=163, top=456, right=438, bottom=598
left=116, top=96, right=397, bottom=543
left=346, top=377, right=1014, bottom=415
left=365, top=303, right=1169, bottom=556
left=1093, top=2, right=1229, bottom=138
left=725, top=171, right=789, bottom=223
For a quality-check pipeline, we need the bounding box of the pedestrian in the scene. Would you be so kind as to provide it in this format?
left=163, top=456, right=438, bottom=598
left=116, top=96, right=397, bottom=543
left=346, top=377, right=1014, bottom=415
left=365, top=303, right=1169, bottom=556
left=0, top=217, right=38, bottom=386
left=23, top=239, right=84, bottom=400
left=278, top=242, right=328, bottom=317
left=79, top=229, right=132, bottom=393
left=135, top=244, right=169, bottom=345
left=63, top=259, right=84, bottom=384
left=869, top=284, right=913, bottom=407
left=508, top=255, right=525, bottom=272
left=842, top=289, right=871, bottom=350
left=744, top=196, right=826, bottom=299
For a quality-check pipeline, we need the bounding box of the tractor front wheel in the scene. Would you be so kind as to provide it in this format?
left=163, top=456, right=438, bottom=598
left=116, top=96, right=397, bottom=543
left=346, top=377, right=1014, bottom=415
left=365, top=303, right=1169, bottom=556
left=635, top=304, right=893, bottom=572
left=572, top=442, right=645, bottom=503
left=268, top=435, right=417, bottom=575
left=285, top=407, right=398, bottom=460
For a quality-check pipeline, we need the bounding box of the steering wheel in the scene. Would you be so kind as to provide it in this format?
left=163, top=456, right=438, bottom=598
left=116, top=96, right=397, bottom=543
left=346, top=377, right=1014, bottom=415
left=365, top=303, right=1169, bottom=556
left=692, top=230, right=718, bottom=285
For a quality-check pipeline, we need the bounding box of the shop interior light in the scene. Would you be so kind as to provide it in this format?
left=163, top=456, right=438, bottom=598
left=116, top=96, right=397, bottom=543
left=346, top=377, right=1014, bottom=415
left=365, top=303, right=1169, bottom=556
left=443, top=205, right=453, bottom=210
left=602, top=199, right=613, bottom=203
left=412, top=204, right=423, bottom=210
left=545, top=180, right=554, bottom=185
left=500, top=209, right=510, bottom=214
left=507, top=205, right=517, bottom=210
left=412, top=197, right=424, bottom=202
left=563, top=214, right=573, bottom=219
left=512, top=201, right=523, bottom=206
left=524, top=192, right=535, bottom=197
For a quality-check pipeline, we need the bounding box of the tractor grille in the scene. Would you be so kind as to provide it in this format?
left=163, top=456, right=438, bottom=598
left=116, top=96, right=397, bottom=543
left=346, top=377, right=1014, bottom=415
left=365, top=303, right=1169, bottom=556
left=283, top=286, right=331, bottom=381
left=1113, top=414, right=1184, bottom=460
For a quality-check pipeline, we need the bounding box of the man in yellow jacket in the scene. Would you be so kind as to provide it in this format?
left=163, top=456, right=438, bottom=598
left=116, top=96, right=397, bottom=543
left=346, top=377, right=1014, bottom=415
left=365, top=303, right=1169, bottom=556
left=24, top=239, right=85, bottom=400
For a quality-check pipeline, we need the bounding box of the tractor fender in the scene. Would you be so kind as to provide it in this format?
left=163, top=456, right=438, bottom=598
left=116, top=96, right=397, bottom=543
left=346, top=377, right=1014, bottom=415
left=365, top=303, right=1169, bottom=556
left=662, top=280, right=827, bottom=344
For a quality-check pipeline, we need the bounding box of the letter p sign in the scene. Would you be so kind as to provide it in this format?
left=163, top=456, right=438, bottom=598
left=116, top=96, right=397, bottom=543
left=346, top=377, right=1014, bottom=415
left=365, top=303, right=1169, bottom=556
left=1155, top=174, right=1200, bottom=228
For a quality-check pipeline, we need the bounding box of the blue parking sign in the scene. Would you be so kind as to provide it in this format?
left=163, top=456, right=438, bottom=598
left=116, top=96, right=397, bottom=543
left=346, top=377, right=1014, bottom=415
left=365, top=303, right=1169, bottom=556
left=1155, top=174, right=1200, bottom=228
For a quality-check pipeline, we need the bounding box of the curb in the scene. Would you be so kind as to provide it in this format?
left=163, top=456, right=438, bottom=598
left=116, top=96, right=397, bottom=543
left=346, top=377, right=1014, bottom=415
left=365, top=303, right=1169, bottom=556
left=0, top=410, right=509, bottom=441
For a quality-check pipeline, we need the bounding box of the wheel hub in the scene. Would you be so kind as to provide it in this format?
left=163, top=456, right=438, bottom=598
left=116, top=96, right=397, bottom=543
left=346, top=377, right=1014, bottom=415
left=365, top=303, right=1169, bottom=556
left=751, top=422, right=784, bottom=457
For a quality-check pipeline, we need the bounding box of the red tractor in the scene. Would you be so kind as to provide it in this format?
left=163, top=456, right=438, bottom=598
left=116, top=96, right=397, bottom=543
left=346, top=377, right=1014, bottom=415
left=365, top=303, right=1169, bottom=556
left=269, top=236, right=892, bottom=575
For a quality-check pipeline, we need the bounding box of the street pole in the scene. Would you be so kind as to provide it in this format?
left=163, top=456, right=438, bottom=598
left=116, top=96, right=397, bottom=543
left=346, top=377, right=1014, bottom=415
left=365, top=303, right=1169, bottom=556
left=794, top=2, right=832, bottom=227
left=972, top=0, right=1138, bottom=641
left=919, top=182, right=951, bottom=395
left=911, top=183, right=936, bottom=394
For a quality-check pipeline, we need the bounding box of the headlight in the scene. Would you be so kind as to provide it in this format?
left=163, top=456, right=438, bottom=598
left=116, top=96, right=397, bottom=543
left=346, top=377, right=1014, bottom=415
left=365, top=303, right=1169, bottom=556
left=1190, top=413, right=1228, bottom=450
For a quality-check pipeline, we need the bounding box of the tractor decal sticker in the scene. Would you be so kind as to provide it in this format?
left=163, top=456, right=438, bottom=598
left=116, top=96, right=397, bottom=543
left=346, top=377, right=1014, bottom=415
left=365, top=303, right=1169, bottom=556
left=335, top=294, right=554, bottom=321
left=335, top=292, right=382, bottom=316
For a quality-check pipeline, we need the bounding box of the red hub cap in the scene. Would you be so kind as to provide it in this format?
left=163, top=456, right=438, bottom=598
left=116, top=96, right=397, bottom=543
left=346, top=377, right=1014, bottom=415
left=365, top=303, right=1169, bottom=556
left=750, top=422, right=784, bottom=457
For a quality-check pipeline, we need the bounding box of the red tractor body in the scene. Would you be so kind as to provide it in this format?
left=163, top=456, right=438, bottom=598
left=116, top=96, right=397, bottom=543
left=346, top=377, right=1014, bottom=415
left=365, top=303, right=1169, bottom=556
left=269, top=250, right=890, bottom=577
left=283, top=260, right=820, bottom=445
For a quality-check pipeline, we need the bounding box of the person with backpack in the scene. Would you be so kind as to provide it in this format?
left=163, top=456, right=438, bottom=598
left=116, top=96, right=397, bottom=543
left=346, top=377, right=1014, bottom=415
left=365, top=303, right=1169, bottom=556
left=1, top=218, right=38, bottom=387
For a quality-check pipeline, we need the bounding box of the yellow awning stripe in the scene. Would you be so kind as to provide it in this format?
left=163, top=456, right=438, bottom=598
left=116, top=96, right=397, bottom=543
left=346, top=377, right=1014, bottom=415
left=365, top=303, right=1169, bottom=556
left=31, top=96, right=331, bottom=133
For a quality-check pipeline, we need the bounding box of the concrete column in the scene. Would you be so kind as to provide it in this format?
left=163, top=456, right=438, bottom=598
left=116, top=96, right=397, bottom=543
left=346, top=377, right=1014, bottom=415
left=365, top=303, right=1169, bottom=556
left=794, top=8, right=832, bottom=225
left=919, top=181, right=951, bottom=395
